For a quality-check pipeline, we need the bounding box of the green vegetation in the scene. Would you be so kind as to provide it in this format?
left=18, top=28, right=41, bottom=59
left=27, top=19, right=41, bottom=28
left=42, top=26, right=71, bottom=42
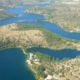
left=32, top=65, right=46, bottom=79
left=35, top=52, right=52, bottom=61
left=35, top=52, right=71, bottom=63
left=27, top=52, right=80, bottom=80
left=0, top=24, right=80, bottom=50
left=18, top=24, right=80, bottom=49
left=0, top=1, right=80, bottom=80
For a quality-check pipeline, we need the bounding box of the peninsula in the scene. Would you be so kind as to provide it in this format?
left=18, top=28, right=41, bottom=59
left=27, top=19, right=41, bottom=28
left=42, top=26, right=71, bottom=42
left=0, top=11, right=18, bottom=20
left=0, top=23, right=80, bottom=50
left=27, top=52, right=80, bottom=80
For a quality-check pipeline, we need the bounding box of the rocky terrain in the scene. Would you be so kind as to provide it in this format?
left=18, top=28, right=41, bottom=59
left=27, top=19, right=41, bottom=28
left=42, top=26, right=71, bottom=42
left=0, top=23, right=80, bottom=50
left=0, top=23, right=48, bottom=49
left=24, top=4, right=80, bottom=33
left=0, top=0, right=51, bottom=9
left=27, top=53, right=80, bottom=80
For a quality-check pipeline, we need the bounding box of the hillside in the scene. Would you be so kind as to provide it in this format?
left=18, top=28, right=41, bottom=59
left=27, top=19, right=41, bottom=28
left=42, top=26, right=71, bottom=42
left=0, top=0, right=51, bottom=9
left=27, top=52, right=80, bottom=80
left=24, top=4, right=80, bottom=33
left=0, top=23, right=80, bottom=50
left=0, top=23, right=80, bottom=80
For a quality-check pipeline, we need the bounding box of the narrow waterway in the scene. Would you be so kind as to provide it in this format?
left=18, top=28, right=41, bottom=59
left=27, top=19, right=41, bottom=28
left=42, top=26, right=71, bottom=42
left=0, top=4, right=80, bottom=40
left=27, top=47, right=80, bottom=59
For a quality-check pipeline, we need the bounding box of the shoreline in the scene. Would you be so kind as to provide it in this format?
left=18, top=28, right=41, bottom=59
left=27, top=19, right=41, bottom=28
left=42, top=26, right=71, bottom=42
left=0, top=44, right=80, bottom=53
left=43, top=14, right=80, bottom=33
left=0, top=46, right=80, bottom=80
left=24, top=9, right=80, bottom=33
left=0, top=14, right=18, bottom=21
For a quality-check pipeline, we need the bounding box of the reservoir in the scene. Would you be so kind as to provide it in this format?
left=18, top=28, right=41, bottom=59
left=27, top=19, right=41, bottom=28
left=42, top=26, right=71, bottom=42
left=0, top=3, right=80, bottom=80
left=0, top=48, right=35, bottom=80
left=27, top=47, right=80, bottom=59
left=0, top=4, right=80, bottom=40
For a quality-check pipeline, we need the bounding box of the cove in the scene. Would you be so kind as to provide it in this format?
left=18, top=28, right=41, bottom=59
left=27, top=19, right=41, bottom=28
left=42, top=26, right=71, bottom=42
left=0, top=48, right=35, bottom=80
left=27, top=47, right=80, bottom=59
left=0, top=4, right=80, bottom=40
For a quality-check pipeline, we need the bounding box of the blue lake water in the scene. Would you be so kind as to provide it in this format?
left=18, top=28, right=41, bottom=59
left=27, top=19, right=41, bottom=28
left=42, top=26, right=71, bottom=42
left=0, top=48, right=35, bottom=80
left=0, top=4, right=80, bottom=40
left=27, top=47, right=80, bottom=59
left=0, top=3, right=80, bottom=80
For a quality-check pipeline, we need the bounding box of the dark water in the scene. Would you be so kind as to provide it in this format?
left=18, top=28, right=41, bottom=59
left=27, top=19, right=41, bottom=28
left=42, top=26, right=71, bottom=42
left=0, top=48, right=35, bottom=80
left=27, top=47, right=80, bottom=59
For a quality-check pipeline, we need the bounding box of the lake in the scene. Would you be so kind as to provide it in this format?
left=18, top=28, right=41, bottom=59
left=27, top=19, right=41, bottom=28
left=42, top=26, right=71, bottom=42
left=27, top=47, right=80, bottom=59
left=0, top=48, right=35, bottom=80
left=0, top=4, right=80, bottom=40
left=0, top=3, right=80, bottom=80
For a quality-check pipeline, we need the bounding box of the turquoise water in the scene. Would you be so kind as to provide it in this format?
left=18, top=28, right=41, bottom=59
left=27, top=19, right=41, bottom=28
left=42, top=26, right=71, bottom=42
left=0, top=48, right=35, bottom=80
